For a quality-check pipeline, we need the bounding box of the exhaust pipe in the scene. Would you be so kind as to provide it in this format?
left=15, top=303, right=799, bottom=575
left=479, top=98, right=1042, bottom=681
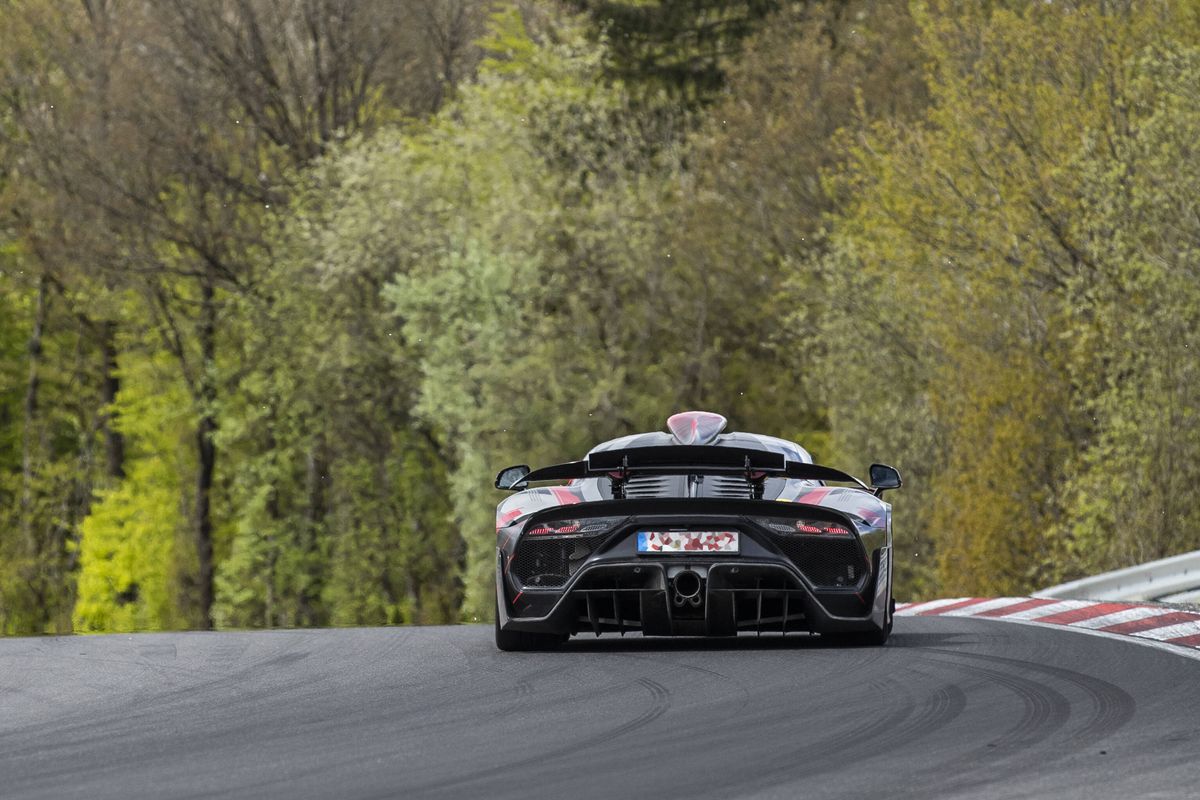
left=672, top=570, right=703, bottom=606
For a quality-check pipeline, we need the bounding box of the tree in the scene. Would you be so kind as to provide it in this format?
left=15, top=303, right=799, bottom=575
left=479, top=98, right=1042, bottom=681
left=571, top=0, right=780, bottom=101
left=659, top=0, right=931, bottom=592
left=1057, top=38, right=1200, bottom=573
left=816, top=0, right=1200, bottom=595
left=1, top=0, right=488, bottom=629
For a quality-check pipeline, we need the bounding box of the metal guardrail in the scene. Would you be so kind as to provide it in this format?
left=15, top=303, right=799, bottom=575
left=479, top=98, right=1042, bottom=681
left=1036, top=549, right=1200, bottom=603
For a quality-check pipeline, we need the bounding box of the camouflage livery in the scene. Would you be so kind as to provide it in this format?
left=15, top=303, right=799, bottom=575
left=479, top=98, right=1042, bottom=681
left=494, top=412, right=898, bottom=650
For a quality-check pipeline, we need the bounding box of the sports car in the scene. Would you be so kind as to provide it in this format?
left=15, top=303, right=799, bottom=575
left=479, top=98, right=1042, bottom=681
left=493, top=411, right=901, bottom=650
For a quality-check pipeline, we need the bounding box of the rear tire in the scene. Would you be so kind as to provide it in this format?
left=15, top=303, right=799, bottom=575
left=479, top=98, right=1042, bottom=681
left=823, top=615, right=892, bottom=647
left=494, top=597, right=565, bottom=652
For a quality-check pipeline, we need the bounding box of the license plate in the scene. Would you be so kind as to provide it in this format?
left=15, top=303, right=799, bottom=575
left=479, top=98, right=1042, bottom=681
left=637, top=531, right=739, bottom=554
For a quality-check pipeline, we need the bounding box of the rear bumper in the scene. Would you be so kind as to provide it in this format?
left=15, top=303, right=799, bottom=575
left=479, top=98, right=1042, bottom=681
left=497, top=547, right=891, bottom=638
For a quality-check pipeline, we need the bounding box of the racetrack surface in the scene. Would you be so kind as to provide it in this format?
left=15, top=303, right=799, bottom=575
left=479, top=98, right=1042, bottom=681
left=1, top=617, right=1197, bottom=800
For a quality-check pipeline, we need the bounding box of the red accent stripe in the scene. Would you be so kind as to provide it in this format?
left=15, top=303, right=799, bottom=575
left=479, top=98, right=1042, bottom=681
left=512, top=591, right=523, bottom=604
left=1101, top=611, right=1198, bottom=635
left=550, top=487, right=581, bottom=505
left=917, top=598, right=993, bottom=616
left=1034, top=602, right=1131, bottom=625
left=498, top=509, right=522, bottom=528
left=796, top=488, right=832, bottom=505
left=1164, top=633, right=1200, bottom=647
left=974, top=598, right=1058, bottom=618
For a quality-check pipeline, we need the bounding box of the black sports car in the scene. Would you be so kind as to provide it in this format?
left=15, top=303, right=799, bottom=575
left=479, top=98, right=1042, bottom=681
left=493, top=411, right=901, bottom=650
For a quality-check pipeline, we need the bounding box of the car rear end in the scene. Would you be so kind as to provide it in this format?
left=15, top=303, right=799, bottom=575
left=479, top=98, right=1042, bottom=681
left=495, top=497, right=892, bottom=640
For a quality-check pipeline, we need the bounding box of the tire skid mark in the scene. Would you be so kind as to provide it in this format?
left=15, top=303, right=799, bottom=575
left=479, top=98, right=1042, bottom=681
left=926, top=648, right=1136, bottom=742
left=353, top=665, right=592, bottom=740
left=491, top=664, right=573, bottom=719
left=22, top=658, right=637, bottom=798
left=703, top=676, right=917, bottom=798
left=892, top=680, right=968, bottom=742
left=894, top=653, right=1083, bottom=800
left=792, top=678, right=916, bottom=762
left=588, top=678, right=671, bottom=746
left=6, top=623, right=1191, bottom=800
left=374, top=690, right=539, bottom=736
left=923, top=655, right=1072, bottom=749
left=8, top=630, right=430, bottom=767
left=662, top=649, right=913, bottom=764
left=0, top=633, right=332, bottom=750
left=674, top=672, right=874, bottom=747
left=591, top=648, right=753, bottom=715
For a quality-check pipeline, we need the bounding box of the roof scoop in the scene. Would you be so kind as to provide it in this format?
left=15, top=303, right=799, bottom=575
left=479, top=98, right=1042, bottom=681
left=667, top=411, right=727, bottom=446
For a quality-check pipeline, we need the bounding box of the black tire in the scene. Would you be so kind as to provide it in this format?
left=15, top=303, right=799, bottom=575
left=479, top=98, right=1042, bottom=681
left=822, top=613, right=892, bottom=647
left=494, top=597, right=564, bottom=652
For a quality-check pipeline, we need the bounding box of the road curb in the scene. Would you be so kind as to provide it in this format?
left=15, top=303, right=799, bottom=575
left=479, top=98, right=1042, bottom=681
left=896, top=597, right=1200, bottom=661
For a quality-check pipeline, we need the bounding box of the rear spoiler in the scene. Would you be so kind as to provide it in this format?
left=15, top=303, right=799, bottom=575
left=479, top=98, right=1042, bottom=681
left=520, top=445, right=868, bottom=494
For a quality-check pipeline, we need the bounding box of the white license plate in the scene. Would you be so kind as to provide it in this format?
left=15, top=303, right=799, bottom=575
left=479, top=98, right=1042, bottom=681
left=637, top=530, right=739, bottom=554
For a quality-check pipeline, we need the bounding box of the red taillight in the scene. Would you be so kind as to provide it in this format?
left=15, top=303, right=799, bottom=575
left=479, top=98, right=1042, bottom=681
left=528, top=522, right=580, bottom=535
left=752, top=517, right=856, bottom=536
left=524, top=517, right=619, bottom=537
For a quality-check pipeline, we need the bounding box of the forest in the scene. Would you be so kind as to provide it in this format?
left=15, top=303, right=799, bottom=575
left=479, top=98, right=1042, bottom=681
left=2, top=0, right=1199, bottom=634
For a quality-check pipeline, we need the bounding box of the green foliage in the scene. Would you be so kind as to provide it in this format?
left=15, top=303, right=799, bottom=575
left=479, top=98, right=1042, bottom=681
left=73, top=346, right=194, bottom=632
left=1055, top=40, right=1200, bottom=573
left=0, top=250, right=108, bottom=633
left=324, top=438, right=457, bottom=626
left=667, top=0, right=931, bottom=593
left=8, top=0, right=1200, bottom=633
left=316, top=9, right=693, bottom=617
left=818, top=0, right=1200, bottom=596
left=570, top=0, right=780, bottom=101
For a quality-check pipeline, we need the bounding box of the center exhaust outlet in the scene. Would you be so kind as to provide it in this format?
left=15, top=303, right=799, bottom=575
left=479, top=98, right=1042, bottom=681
left=673, top=570, right=703, bottom=606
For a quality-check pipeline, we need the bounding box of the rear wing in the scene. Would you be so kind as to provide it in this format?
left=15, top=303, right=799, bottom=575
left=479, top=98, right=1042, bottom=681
left=516, top=445, right=868, bottom=496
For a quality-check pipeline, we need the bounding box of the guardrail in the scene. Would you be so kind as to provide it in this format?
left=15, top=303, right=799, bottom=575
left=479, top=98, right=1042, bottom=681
left=1036, top=549, right=1200, bottom=603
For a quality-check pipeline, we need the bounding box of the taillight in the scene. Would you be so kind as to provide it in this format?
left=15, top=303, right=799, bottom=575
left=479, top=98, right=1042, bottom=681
left=751, top=517, right=853, bottom=536
left=524, top=517, right=621, bottom=537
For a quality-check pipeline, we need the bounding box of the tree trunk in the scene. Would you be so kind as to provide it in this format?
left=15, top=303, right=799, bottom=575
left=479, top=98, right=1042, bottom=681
left=194, top=278, right=217, bottom=629
left=20, top=274, right=49, bottom=563
left=299, top=436, right=327, bottom=625
left=99, top=320, right=125, bottom=480
left=264, top=427, right=280, bottom=629
left=16, top=273, right=52, bottom=631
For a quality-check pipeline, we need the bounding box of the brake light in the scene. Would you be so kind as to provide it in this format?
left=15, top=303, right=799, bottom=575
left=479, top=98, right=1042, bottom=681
left=527, top=522, right=580, bottom=535
left=752, top=517, right=855, bottom=536
left=524, top=517, right=620, bottom=537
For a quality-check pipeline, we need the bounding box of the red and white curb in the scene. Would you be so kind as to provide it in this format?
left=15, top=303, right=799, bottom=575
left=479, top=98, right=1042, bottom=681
left=896, top=597, right=1200, bottom=660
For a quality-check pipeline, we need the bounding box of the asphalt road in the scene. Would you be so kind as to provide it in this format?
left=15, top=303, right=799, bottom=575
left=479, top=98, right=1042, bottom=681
left=1, top=617, right=1197, bottom=800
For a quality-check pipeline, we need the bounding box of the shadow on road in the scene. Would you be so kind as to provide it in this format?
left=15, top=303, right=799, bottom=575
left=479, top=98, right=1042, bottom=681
left=553, top=629, right=978, bottom=653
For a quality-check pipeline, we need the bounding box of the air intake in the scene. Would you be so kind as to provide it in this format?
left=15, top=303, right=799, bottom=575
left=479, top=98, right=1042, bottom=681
left=666, top=411, right=727, bottom=445
left=623, top=475, right=686, bottom=498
